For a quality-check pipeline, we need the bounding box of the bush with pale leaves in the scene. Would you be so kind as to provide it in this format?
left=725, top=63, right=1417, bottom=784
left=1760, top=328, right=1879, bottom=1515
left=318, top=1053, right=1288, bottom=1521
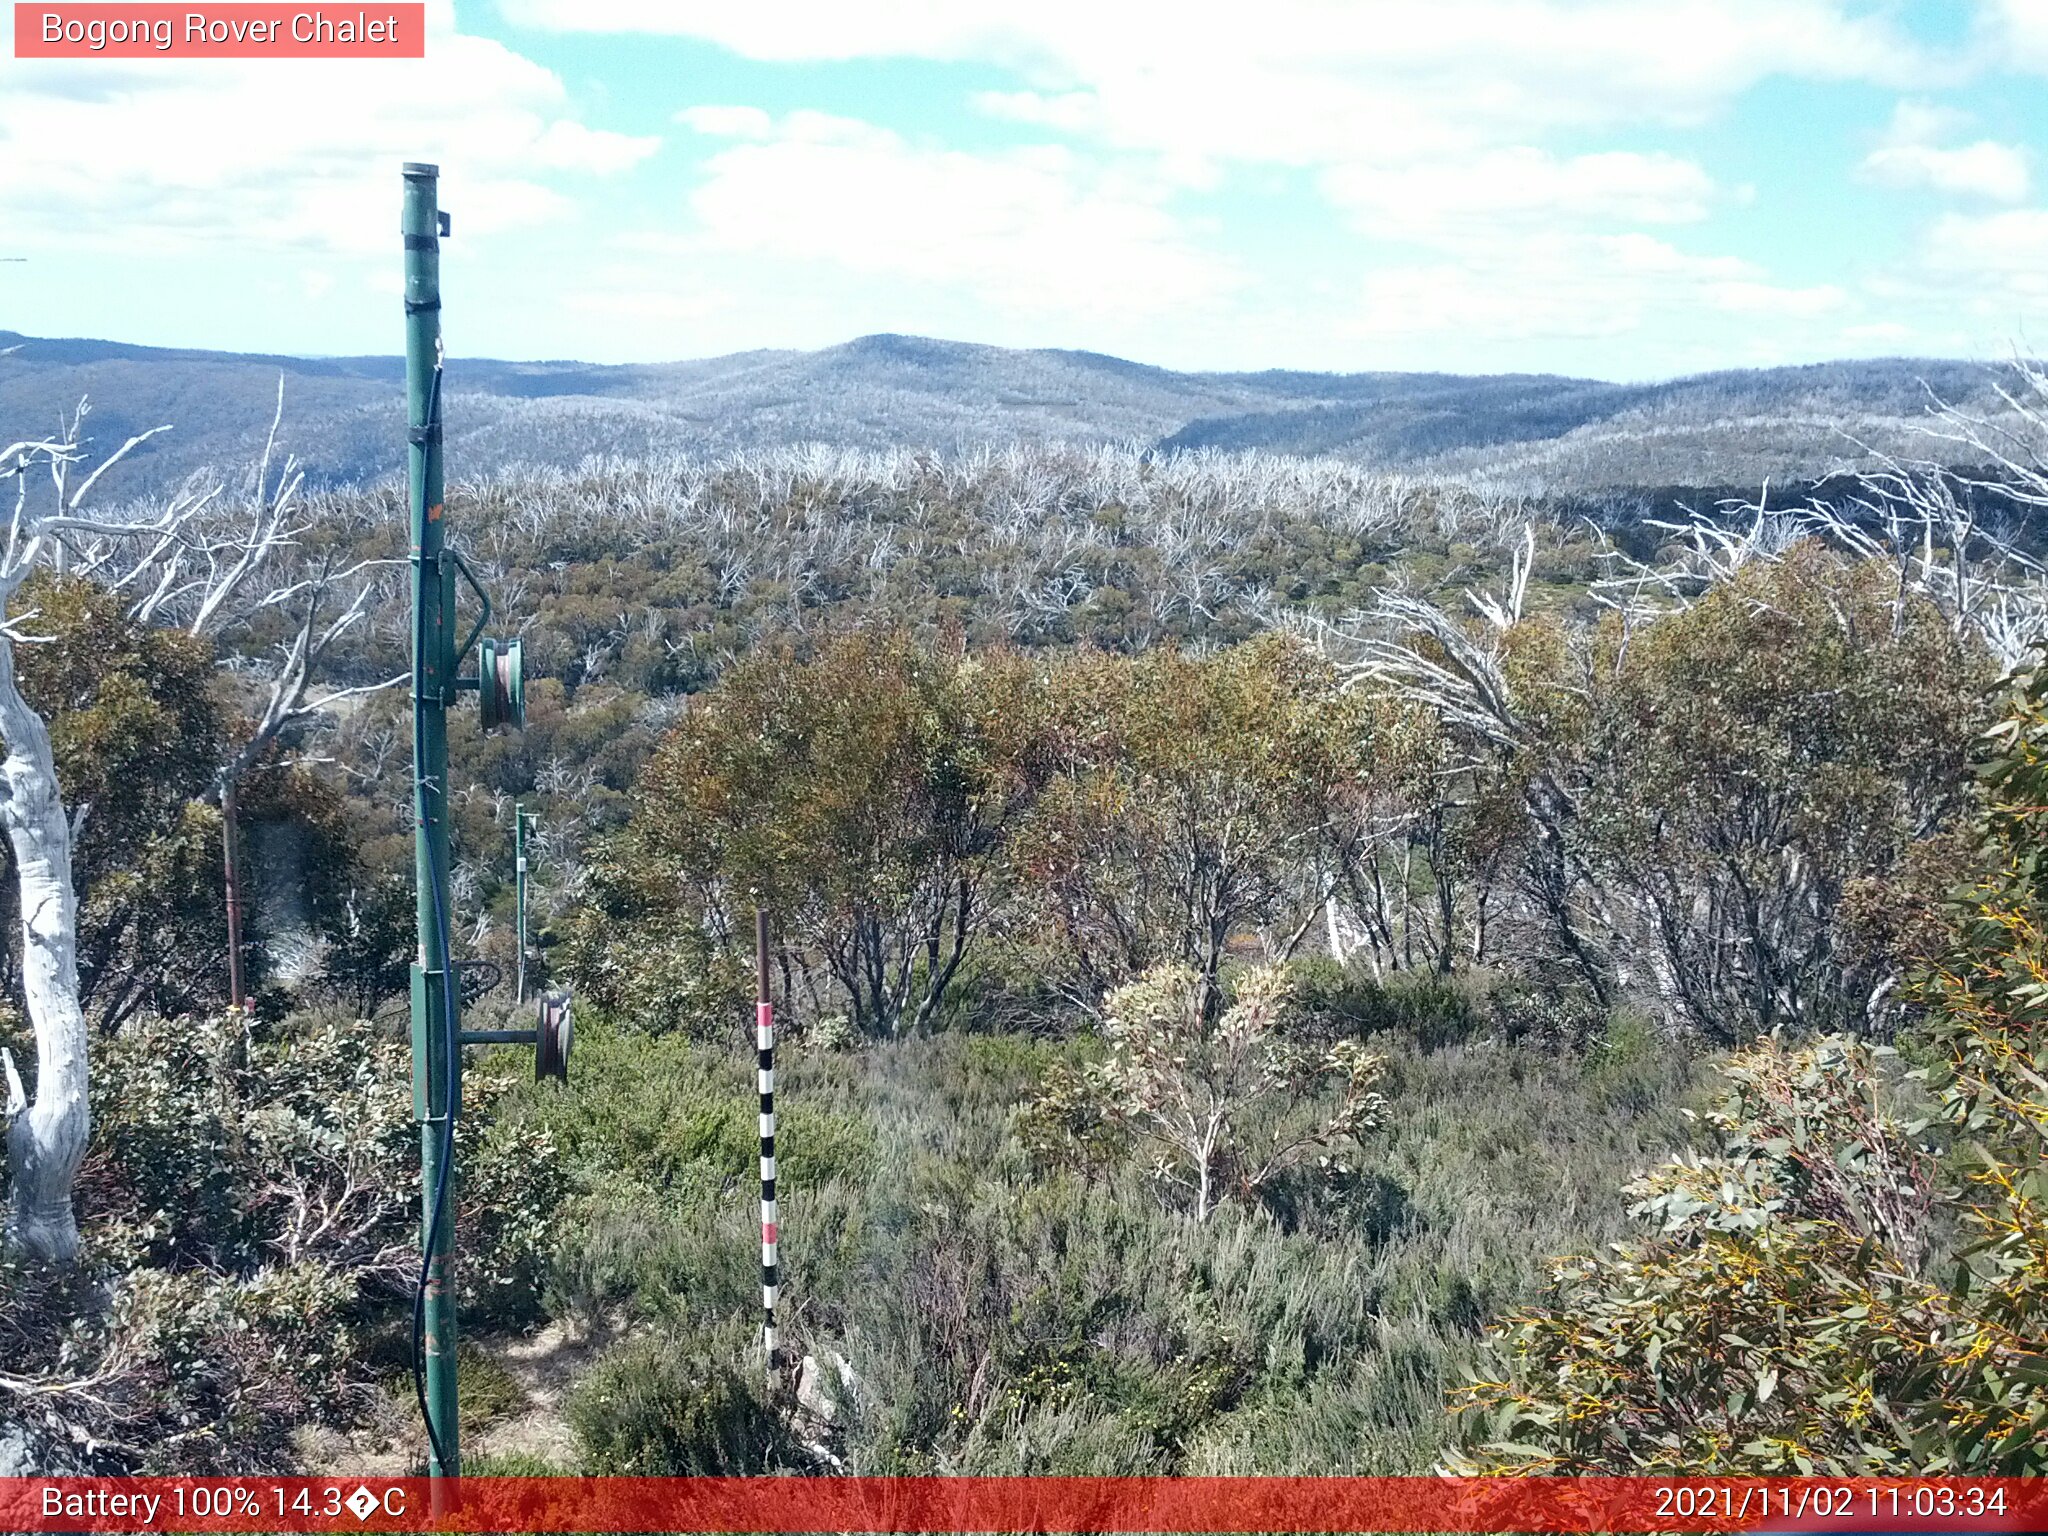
left=1025, top=963, right=1385, bottom=1223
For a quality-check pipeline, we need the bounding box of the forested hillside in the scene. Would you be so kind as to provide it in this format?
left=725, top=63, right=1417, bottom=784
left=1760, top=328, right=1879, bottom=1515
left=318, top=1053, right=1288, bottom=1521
left=3, top=364, right=2047, bottom=1479
left=0, top=328, right=2012, bottom=501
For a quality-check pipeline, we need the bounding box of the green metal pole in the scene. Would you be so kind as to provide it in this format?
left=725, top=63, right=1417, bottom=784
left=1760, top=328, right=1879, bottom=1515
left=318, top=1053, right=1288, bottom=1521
left=403, top=160, right=460, bottom=1478
left=515, top=805, right=528, bottom=1004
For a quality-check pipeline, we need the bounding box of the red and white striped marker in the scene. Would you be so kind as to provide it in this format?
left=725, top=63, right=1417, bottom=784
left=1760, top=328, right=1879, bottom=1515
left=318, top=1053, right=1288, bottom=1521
left=755, top=909, right=778, bottom=1381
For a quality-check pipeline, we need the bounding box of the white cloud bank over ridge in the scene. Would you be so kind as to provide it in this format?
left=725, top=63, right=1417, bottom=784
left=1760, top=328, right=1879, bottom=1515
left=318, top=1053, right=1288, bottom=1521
left=501, top=0, right=1930, bottom=153
left=4, top=0, right=2042, bottom=371
left=1322, top=150, right=1723, bottom=236
left=1923, top=208, right=2048, bottom=305
left=674, top=108, right=1235, bottom=318
left=1348, top=232, right=1844, bottom=345
left=509, top=0, right=1962, bottom=367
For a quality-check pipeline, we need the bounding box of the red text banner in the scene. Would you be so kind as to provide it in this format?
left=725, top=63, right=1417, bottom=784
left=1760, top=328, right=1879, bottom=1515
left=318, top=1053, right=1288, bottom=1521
left=3, top=1476, right=2046, bottom=1533
left=14, top=5, right=426, bottom=57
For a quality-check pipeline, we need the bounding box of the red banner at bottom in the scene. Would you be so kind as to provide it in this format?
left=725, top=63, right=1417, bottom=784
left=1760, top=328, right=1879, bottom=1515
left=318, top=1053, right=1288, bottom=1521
left=5, top=1476, right=2045, bottom=1533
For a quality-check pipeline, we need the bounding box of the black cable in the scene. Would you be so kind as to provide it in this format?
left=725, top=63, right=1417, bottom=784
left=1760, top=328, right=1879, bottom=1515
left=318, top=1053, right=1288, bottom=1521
left=409, top=359, right=458, bottom=1476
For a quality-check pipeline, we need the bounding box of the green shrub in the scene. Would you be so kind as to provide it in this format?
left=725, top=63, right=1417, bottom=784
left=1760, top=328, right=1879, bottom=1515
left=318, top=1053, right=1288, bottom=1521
left=568, top=1329, right=790, bottom=1473
left=515, top=1020, right=879, bottom=1202
left=522, top=967, right=1700, bottom=1477
left=1448, top=1035, right=1953, bottom=1473
left=0, top=1008, right=566, bottom=1472
left=1482, top=973, right=1608, bottom=1051
left=542, top=1182, right=759, bottom=1329
left=0, top=1234, right=362, bottom=1472
left=555, top=889, right=747, bottom=1039
left=1579, top=1008, right=1672, bottom=1113
left=462, top=1449, right=570, bottom=1476
left=1449, top=654, right=2048, bottom=1474
left=916, top=948, right=1069, bottom=1037
left=1289, top=957, right=1483, bottom=1050
left=456, top=1342, right=529, bottom=1434
left=81, top=1010, right=563, bottom=1318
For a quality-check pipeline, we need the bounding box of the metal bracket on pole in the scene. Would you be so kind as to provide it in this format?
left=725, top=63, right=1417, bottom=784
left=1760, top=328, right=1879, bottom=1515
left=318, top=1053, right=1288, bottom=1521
left=446, top=546, right=492, bottom=666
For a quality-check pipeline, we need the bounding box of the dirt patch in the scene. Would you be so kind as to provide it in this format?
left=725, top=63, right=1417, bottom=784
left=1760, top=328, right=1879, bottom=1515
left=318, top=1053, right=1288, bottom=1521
left=296, top=1391, right=418, bottom=1478
left=469, top=1313, right=621, bottom=1468
left=299, top=1314, right=619, bottom=1476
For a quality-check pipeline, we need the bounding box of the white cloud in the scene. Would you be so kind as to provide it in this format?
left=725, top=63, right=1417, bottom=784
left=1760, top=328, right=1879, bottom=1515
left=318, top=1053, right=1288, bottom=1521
left=1860, top=100, right=2028, bottom=202
left=564, top=266, right=731, bottom=324
left=1922, top=208, right=2048, bottom=300
left=506, top=0, right=1931, bottom=167
left=1884, top=100, right=1972, bottom=144
left=974, top=90, right=1098, bottom=136
left=1, top=0, right=1965, bottom=375
left=676, top=104, right=774, bottom=140
left=1709, top=280, right=1846, bottom=317
left=0, top=1, right=658, bottom=260
left=674, top=108, right=1235, bottom=317
left=603, top=2, right=1898, bottom=371
left=1841, top=205, right=2048, bottom=362
left=529, top=120, right=663, bottom=175
left=1978, top=0, right=2048, bottom=74
left=1346, top=232, right=1843, bottom=343
left=1322, top=149, right=1718, bottom=235
left=1867, top=140, right=2029, bottom=201
left=512, top=0, right=1919, bottom=351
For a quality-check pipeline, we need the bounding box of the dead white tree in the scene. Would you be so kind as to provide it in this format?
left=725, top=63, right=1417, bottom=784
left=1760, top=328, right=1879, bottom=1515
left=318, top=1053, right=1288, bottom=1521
left=0, top=418, right=222, bottom=1262
left=1324, top=546, right=1613, bottom=999
left=1587, top=360, right=2048, bottom=663
left=1, top=384, right=406, bottom=1257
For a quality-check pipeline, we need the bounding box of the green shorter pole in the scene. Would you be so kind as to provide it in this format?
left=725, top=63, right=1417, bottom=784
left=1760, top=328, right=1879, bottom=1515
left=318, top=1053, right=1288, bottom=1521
left=515, top=805, right=528, bottom=1004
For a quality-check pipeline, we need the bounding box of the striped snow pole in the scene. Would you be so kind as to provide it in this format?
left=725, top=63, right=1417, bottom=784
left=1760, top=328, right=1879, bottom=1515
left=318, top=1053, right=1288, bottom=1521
left=755, top=908, right=779, bottom=1383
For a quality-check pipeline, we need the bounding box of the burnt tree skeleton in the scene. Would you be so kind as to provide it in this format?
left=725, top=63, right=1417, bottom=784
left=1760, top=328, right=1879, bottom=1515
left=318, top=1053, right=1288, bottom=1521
left=0, top=425, right=203, bottom=1261
left=0, top=387, right=402, bottom=1258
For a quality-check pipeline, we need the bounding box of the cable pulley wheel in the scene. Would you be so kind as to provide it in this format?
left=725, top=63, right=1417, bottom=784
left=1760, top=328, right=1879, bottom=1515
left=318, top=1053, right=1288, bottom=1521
left=535, top=989, right=573, bottom=1082
left=479, top=636, right=525, bottom=732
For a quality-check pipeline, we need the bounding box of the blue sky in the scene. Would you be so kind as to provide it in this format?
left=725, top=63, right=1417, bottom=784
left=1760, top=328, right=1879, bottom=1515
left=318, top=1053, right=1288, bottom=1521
left=5, top=0, right=2048, bottom=379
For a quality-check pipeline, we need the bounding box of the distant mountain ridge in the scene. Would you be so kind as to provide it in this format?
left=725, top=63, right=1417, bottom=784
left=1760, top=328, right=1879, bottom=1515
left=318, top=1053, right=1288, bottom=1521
left=0, top=328, right=2003, bottom=502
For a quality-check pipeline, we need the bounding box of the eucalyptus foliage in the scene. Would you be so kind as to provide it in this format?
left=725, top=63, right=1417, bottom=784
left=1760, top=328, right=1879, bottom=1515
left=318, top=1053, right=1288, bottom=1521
left=1450, top=653, right=2048, bottom=1474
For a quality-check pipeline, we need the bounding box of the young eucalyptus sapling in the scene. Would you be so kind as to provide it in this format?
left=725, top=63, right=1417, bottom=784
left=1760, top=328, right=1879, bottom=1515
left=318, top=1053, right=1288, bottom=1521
left=1027, top=962, right=1386, bottom=1223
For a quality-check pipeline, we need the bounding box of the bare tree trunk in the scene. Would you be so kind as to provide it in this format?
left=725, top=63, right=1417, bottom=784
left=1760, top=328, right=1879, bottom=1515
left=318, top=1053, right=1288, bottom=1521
left=0, top=632, right=88, bottom=1264
left=0, top=414, right=307, bottom=1264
